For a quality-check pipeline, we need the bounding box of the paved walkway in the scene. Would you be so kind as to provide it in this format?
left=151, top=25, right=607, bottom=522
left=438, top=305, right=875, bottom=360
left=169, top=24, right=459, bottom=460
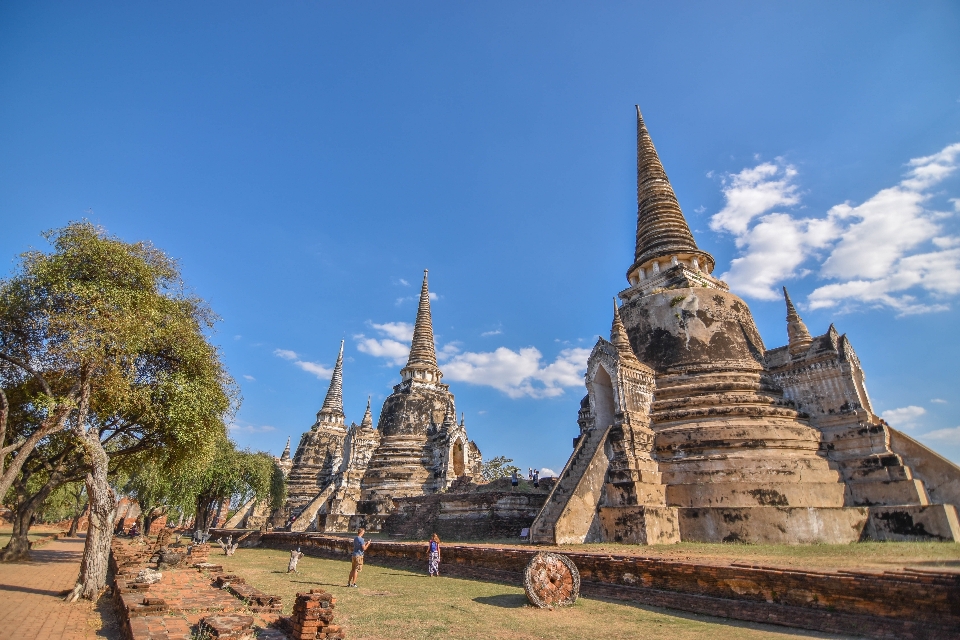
left=0, top=536, right=117, bottom=640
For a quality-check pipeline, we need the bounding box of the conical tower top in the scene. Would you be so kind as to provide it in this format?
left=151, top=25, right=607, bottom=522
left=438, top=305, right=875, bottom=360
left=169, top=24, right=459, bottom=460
left=627, top=106, right=715, bottom=284
left=360, top=396, right=373, bottom=428
left=280, top=437, right=291, bottom=461
left=610, top=298, right=639, bottom=364
left=317, top=340, right=346, bottom=425
left=783, top=287, right=813, bottom=355
left=401, top=270, right=443, bottom=383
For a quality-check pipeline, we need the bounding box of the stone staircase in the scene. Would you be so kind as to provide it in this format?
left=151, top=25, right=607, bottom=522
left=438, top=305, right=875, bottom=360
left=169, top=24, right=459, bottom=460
left=530, top=423, right=611, bottom=544
left=290, top=482, right=337, bottom=532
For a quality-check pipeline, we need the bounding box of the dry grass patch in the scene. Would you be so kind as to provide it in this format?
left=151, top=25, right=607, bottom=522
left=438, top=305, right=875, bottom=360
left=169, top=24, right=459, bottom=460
left=217, top=547, right=851, bottom=640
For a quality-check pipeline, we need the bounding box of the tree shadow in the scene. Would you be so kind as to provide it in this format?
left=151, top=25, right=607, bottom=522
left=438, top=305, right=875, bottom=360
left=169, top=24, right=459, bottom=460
left=472, top=594, right=529, bottom=609
left=0, top=583, right=71, bottom=597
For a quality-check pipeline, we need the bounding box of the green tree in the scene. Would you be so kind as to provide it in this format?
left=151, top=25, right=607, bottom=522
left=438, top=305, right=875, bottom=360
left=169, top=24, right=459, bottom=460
left=190, top=439, right=281, bottom=533
left=0, top=222, right=235, bottom=600
left=480, top=455, right=521, bottom=482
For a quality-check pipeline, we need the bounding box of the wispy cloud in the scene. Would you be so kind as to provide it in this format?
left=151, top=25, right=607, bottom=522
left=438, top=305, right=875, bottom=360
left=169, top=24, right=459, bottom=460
left=931, top=398, right=948, bottom=404
left=243, top=374, right=256, bottom=381
left=443, top=347, right=590, bottom=399
left=398, top=278, right=410, bottom=286
left=918, top=425, right=960, bottom=446
left=481, top=329, right=503, bottom=337
left=229, top=423, right=276, bottom=433
left=274, top=348, right=334, bottom=379
left=371, top=322, right=414, bottom=342
left=355, top=322, right=414, bottom=366
left=710, top=143, right=960, bottom=314
left=880, top=405, right=926, bottom=430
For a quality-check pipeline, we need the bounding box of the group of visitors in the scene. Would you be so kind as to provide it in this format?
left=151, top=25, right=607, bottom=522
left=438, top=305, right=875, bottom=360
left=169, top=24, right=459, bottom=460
left=288, top=527, right=444, bottom=586
left=510, top=468, right=540, bottom=490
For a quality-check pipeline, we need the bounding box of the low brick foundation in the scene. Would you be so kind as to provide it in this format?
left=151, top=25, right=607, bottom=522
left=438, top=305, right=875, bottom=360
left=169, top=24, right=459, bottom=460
left=110, top=538, right=288, bottom=640
left=257, top=532, right=959, bottom=640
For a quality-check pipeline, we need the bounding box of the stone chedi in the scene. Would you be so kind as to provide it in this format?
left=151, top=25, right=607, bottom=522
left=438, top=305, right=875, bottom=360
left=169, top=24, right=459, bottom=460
left=282, top=270, right=482, bottom=532
left=357, top=270, right=482, bottom=528
left=531, top=107, right=960, bottom=545
left=285, top=340, right=349, bottom=519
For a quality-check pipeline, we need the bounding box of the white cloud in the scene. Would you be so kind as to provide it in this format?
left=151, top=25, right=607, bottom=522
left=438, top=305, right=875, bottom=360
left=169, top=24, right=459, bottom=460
left=371, top=322, right=414, bottom=342
left=234, top=334, right=242, bottom=340
left=917, top=426, right=960, bottom=446
left=710, top=143, right=960, bottom=314
left=356, top=336, right=410, bottom=366
left=710, top=162, right=799, bottom=236
left=294, top=360, right=334, bottom=378
left=481, top=329, right=503, bottom=337
left=243, top=375, right=256, bottom=381
left=540, top=467, right=558, bottom=478
left=931, top=398, right=947, bottom=404
left=274, top=348, right=334, bottom=379
left=443, top=347, right=590, bottom=399
left=398, top=278, right=410, bottom=286
left=880, top=405, right=926, bottom=430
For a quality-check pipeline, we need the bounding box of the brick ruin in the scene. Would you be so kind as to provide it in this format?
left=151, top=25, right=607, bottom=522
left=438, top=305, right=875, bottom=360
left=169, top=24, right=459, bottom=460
left=530, top=106, right=960, bottom=545
left=110, top=536, right=341, bottom=640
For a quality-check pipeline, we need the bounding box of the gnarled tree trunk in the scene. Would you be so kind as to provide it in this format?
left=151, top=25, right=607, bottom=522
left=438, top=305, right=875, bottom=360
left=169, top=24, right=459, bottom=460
left=67, top=382, right=116, bottom=602
left=1, top=468, right=64, bottom=562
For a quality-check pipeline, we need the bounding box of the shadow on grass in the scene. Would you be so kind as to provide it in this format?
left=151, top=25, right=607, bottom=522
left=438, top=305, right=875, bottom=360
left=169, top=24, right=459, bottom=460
left=472, top=594, right=528, bottom=609
left=587, top=596, right=852, bottom=639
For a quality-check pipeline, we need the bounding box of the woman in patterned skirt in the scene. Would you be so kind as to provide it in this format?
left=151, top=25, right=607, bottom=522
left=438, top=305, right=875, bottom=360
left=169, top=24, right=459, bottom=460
left=427, top=533, right=441, bottom=577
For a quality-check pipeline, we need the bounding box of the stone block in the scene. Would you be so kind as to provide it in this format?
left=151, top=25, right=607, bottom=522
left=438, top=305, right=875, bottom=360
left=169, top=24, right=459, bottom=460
left=845, top=479, right=929, bottom=506
left=599, top=506, right=680, bottom=544
left=678, top=506, right=869, bottom=544
left=865, top=504, right=960, bottom=541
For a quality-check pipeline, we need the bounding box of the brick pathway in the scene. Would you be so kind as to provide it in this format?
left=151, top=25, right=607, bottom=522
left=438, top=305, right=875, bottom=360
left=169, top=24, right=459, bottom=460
left=0, top=536, right=116, bottom=640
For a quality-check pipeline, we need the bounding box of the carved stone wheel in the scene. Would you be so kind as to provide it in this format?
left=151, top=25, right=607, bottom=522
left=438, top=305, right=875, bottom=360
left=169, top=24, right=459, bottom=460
left=523, top=552, right=580, bottom=608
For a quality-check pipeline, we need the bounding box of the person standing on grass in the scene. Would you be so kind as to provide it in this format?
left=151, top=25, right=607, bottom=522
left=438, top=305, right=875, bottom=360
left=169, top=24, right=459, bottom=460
left=427, top=533, right=441, bottom=577
left=347, top=527, right=371, bottom=587
left=511, top=469, right=520, bottom=491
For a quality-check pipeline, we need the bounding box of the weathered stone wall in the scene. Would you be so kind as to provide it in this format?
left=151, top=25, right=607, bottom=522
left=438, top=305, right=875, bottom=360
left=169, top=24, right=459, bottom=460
left=383, top=491, right=547, bottom=540
left=257, top=533, right=960, bottom=640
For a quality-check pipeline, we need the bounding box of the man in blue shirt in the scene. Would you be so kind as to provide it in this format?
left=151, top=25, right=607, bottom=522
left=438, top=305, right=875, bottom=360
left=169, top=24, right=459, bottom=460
left=347, top=527, right=371, bottom=587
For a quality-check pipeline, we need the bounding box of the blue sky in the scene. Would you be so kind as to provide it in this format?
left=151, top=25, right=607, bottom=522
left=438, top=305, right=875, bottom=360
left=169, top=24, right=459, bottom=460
left=2, top=2, right=959, bottom=472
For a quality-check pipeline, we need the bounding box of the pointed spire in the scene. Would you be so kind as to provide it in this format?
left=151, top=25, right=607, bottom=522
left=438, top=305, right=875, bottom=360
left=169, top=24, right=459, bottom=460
left=281, top=437, right=291, bottom=461
left=360, top=396, right=373, bottom=428
left=611, top=299, right=639, bottom=363
left=401, top=270, right=443, bottom=382
left=460, top=412, right=465, bottom=427
left=628, top=106, right=715, bottom=281
left=318, top=341, right=345, bottom=421
left=783, top=287, right=813, bottom=355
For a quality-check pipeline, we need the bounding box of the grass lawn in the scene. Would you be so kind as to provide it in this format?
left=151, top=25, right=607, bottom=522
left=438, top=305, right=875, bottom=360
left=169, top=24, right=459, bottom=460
left=217, top=547, right=853, bottom=640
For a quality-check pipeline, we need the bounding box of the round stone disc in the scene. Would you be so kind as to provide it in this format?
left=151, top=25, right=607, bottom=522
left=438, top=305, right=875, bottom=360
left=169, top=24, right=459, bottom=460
left=523, top=552, right=580, bottom=608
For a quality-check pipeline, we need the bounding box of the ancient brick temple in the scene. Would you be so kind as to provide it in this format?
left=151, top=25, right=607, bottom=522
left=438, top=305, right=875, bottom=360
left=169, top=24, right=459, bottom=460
left=281, top=270, right=482, bottom=532
left=531, top=107, right=960, bottom=545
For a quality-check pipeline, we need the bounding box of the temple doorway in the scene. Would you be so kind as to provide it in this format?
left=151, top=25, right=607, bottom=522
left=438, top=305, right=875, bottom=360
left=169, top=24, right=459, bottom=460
left=453, top=440, right=465, bottom=477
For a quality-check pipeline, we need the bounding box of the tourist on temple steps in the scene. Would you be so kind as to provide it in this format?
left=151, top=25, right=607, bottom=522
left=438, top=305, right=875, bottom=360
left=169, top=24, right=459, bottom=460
left=427, top=533, right=442, bottom=577
left=533, top=469, right=540, bottom=489
left=347, top=527, right=371, bottom=587
left=511, top=469, right=519, bottom=490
